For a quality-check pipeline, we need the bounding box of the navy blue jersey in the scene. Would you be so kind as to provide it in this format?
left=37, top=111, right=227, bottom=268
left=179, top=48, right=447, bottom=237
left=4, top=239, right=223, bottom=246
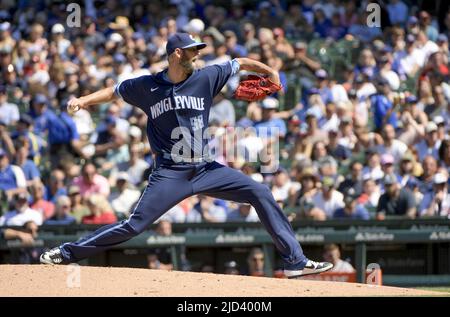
left=115, top=61, right=237, bottom=158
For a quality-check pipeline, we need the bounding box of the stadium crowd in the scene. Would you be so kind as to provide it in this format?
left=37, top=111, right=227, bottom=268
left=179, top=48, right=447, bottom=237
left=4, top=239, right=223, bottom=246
left=0, top=0, right=449, bottom=256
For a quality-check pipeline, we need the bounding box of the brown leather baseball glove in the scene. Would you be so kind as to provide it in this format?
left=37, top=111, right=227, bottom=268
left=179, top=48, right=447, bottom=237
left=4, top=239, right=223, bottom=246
left=234, top=75, right=282, bottom=102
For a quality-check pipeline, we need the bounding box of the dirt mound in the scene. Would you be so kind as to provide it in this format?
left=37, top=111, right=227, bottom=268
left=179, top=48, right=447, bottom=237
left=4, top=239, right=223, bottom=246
left=0, top=265, right=442, bottom=297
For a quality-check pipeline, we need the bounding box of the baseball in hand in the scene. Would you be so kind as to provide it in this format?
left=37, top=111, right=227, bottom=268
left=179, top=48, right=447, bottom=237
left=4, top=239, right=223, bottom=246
left=67, top=98, right=83, bottom=115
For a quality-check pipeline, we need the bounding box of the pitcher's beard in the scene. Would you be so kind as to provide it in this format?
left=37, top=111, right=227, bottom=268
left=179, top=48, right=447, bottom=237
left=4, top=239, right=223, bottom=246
left=180, top=60, right=194, bottom=75
left=180, top=52, right=195, bottom=75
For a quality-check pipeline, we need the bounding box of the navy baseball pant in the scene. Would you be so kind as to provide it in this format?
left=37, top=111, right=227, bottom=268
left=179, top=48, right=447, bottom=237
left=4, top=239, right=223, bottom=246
left=60, top=160, right=308, bottom=270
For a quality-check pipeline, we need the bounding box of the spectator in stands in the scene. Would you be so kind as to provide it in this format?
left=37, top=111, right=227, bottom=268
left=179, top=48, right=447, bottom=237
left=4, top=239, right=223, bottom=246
left=44, top=195, right=76, bottom=225
left=333, top=192, right=370, bottom=220
left=0, top=191, right=42, bottom=226
left=147, top=220, right=190, bottom=271
left=109, top=172, right=141, bottom=220
left=322, top=244, right=355, bottom=273
left=67, top=185, right=89, bottom=223
left=30, top=182, right=55, bottom=221
left=0, top=148, right=27, bottom=202
left=82, top=194, right=117, bottom=225
left=338, top=161, right=364, bottom=197
left=227, top=204, right=259, bottom=222
left=376, top=173, right=417, bottom=219
left=253, top=97, right=286, bottom=139
left=370, top=79, right=397, bottom=132
left=312, top=176, right=344, bottom=219
left=72, top=162, right=110, bottom=198
left=271, top=167, right=294, bottom=204
left=358, top=175, right=381, bottom=214
left=438, top=140, right=450, bottom=172
left=186, top=195, right=227, bottom=223
left=11, top=114, right=44, bottom=165
left=246, top=247, right=265, bottom=277
left=418, top=155, right=439, bottom=194
left=419, top=173, right=450, bottom=217
left=377, top=124, right=407, bottom=163
left=209, top=86, right=235, bottom=127
left=415, top=122, right=442, bottom=162
left=13, top=137, right=41, bottom=186
left=45, top=169, right=67, bottom=204
left=0, top=85, right=19, bottom=125
left=224, top=260, right=240, bottom=275
left=109, top=143, right=149, bottom=187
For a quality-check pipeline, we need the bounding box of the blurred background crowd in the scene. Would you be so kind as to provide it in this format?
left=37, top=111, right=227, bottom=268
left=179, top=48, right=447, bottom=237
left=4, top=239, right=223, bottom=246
left=0, top=0, right=449, bottom=270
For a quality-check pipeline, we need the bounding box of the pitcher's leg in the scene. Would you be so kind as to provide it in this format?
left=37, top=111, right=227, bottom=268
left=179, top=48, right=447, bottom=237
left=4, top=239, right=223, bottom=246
left=60, top=167, right=193, bottom=263
left=193, top=162, right=307, bottom=270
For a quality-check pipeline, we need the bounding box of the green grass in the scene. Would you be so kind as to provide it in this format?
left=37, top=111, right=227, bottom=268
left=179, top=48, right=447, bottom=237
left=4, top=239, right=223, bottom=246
left=415, top=287, right=450, bottom=294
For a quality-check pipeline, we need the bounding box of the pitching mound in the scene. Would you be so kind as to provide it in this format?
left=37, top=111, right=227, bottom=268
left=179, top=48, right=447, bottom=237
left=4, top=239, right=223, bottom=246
left=0, top=265, right=443, bottom=297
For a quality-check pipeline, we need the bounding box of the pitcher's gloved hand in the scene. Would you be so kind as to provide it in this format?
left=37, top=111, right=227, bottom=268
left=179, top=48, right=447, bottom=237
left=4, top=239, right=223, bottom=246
left=234, top=75, right=282, bottom=102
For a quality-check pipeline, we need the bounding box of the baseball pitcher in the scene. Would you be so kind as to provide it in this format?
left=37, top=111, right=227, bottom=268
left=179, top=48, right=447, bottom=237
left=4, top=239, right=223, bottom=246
left=40, top=33, right=333, bottom=278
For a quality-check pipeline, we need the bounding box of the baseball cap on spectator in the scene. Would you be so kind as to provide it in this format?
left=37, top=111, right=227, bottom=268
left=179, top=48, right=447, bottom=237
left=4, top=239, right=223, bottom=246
left=381, top=153, right=394, bottom=165
left=0, top=85, right=6, bottom=94
left=64, top=66, right=77, bottom=76
left=68, top=185, right=80, bottom=196
left=132, top=32, right=144, bottom=41
left=308, top=87, right=320, bottom=95
left=109, top=16, right=130, bottom=30
left=340, top=116, right=352, bottom=125
left=113, top=53, right=127, bottom=64
left=375, top=77, right=389, bottom=87
left=258, top=1, right=271, bottom=10
left=406, top=34, right=416, bottom=44
left=116, top=172, right=129, bottom=182
left=315, top=69, right=328, bottom=79
left=184, top=19, right=205, bottom=34
left=18, top=114, right=33, bottom=126
left=14, top=192, right=29, bottom=202
left=437, top=34, right=448, bottom=43
left=405, top=95, right=418, bottom=104
left=109, top=32, right=123, bottom=43
left=401, top=152, right=414, bottom=162
left=433, top=173, right=448, bottom=185
left=433, top=116, right=445, bottom=126
left=354, top=74, right=365, bottom=84
left=321, top=176, right=335, bottom=190
left=33, top=94, right=48, bottom=105
left=294, top=41, right=307, bottom=50
left=0, top=148, right=6, bottom=157
left=260, top=97, right=279, bottom=110
left=129, top=125, right=142, bottom=139
left=183, top=19, right=205, bottom=34
left=51, top=23, right=65, bottom=34
left=305, top=107, right=320, bottom=119
left=406, top=178, right=419, bottom=189
left=274, top=167, right=287, bottom=175
left=425, top=122, right=438, bottom=133
left=344, top=193, right=358, bottom=205
left=408, top=16, right=418, bottom=25
left=300, top=168, right=317, bottom=181
left=0, top=21, right=10, bottom=32
left=224, top=30, right=237, bottom=39
left=383, top=173, right=397, bottom=185
left=348, top=89, right=357, bottom=99
left=166, top=33, right=207, bottom=56
left=251, top=173, right=264, bottom=183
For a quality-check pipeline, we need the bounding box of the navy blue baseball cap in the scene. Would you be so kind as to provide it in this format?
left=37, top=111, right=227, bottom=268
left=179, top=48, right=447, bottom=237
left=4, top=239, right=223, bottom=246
left=166, top=33, right=206, bottom=56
